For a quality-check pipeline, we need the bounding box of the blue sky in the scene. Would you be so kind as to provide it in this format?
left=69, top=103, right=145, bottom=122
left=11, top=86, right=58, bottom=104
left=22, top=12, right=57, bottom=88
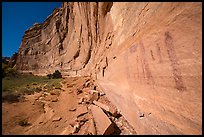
left=2, top=2, right=62, bottom=57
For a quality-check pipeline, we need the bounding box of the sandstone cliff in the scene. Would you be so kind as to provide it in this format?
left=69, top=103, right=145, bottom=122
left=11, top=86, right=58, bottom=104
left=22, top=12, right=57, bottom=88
left=15, top=2, right=202, bottom=134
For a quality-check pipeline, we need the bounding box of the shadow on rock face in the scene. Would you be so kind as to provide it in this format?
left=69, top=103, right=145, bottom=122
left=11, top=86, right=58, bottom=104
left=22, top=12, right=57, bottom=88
left=111, top=122, right=121, bottom=135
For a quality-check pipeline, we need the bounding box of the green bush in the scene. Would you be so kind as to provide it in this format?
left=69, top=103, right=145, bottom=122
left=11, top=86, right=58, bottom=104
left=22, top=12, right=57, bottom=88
left=2, top=62, right=18, bottom=78
left=2, top=92, right=21, bottom=103
left=53, top=70, right=62, bottom=78
left=6, top=68, right=18, bottom=77
left=2, top=63, right=9, bottom=78
left=47, top=70, right=62, bottom=79
left=47, top=74, right=52, bottom=79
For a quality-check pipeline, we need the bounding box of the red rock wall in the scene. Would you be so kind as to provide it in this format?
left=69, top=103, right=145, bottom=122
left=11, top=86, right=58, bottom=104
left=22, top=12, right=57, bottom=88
left=96, top=2, right=202, bottom=134
left=16, top=2, right=202, bottom=134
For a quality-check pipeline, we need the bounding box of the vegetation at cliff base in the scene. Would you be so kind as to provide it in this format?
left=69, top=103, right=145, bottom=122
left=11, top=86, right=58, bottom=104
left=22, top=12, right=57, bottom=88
left=2, top=70, right=62, bottom=103
left=47, top=70, right=62, bottom=79
left=2, top=62, right=18, bottom=78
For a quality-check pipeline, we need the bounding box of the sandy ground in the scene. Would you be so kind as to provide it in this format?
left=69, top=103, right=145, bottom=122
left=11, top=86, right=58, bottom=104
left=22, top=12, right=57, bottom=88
left=2, top=76, right=136, bottom=135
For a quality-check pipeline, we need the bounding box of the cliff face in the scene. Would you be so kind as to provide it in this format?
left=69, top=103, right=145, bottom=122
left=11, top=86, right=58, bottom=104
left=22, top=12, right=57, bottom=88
left=15, top=2, right=202, bottom=134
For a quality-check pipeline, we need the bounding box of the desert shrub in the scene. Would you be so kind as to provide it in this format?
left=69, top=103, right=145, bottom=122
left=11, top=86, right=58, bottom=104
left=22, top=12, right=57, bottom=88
left=52, top=70, right=62, bottom=78
left=2, top=92, right=22, bottom=103
left=2, top=63, right=18, bottom=78
left=19, top=86, right=42, bottom=95
left=19, top=87, right=35, bottom=95
left=47, top=70, right=62, bottom=79
left=18, top=119, right=31, bottom=127
left=2, top=63, right=9, bottom=78
left=47, top=74, right=52, bottom=79
left=7, top=68, right=18, bottom=77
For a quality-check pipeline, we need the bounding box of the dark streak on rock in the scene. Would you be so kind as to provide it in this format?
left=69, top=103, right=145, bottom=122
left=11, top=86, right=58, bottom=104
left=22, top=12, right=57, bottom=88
left=150, top=50, right=155, bottom=61
left=156, top=44, right=163, bottom=63
left=140, top=41, right=155, bottom=85
left=164, top=31, right=186, bottom=91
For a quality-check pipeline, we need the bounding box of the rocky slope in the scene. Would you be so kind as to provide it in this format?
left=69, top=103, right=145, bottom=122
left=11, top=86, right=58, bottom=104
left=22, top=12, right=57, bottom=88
left=15, top=2, right=202, bottom=134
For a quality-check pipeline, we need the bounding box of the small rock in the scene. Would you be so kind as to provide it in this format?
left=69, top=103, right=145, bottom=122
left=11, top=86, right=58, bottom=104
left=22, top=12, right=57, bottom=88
left=89, top=90, right=99, bottom=94
left=84, top=82, right=90, bottom=88
left=86, top=93, right=99, bottom=104
left=78, top=97, right=84, bottom=104
left=99, top=92, right=106, bottom=96
left=77, top=89, right=83, bottom=95
left=52, top=98, right=58, bottom=102
left=68, top=91, right=73, bottom=94
left=139, top=112, right=144, bottom=119
left=50, top=90, right=60, bottom=95
left=38, top=97, right=44, bottom=100
left=69, top=107, right=76, bottom=111
left=52, top=116, right=62, bottom=122
left=73, top=123, right=81, bottom=133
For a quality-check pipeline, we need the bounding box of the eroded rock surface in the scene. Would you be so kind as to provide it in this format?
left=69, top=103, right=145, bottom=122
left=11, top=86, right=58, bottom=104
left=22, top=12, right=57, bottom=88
left=15, top=2, right=202, bottom=135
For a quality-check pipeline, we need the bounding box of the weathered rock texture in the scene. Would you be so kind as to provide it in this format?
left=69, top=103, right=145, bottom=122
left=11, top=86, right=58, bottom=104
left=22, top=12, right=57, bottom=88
left=15, top=2, right=202, bottom=135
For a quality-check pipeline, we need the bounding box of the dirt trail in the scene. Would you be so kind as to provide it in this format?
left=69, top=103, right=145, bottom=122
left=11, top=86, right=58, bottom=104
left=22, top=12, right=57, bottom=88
left=2, top=76, right=136, bottom=135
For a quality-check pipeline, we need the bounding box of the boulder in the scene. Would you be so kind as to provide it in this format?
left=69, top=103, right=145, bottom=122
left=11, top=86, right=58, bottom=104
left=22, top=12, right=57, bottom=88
left=76, top=106, right=88, bottom=118
left=85, top=90, right=99, bottom=104
left=93, top=100, right=118, bottom=117
left=89, top=105, right=115, bottom=135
